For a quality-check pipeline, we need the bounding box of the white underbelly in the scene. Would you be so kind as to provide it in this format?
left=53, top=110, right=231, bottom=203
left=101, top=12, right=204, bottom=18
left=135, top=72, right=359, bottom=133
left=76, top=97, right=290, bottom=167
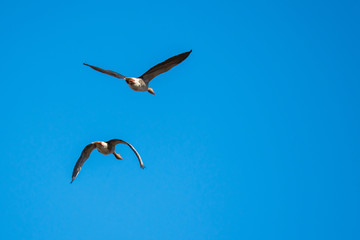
left=129, top=84, right=147, bottom=92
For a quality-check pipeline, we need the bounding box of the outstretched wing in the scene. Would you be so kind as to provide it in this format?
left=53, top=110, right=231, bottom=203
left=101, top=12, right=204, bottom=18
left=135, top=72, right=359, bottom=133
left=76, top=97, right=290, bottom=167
left=107, top=139, right=145, bottom=169
left=71, top=143, right=96, bottom=183
left=83, top=63, right=126, bottom=79
left=139, top=50, right=192, bottom=83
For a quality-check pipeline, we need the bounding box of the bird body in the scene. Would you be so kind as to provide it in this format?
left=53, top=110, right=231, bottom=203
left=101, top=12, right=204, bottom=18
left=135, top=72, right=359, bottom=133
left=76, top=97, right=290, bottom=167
left=125, top=77, right=148, bottom=92
left=84, top=50, right=192, bottom=95
left=71, top=139, right=144, bottom=183
left=93, top=141, right=113, bottom=154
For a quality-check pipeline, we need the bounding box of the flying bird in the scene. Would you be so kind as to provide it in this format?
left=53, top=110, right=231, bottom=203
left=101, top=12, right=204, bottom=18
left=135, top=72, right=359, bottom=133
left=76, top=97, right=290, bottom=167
left=83, top=50, right=192, bottom=95
left=71, top=139, right=144, bottom=183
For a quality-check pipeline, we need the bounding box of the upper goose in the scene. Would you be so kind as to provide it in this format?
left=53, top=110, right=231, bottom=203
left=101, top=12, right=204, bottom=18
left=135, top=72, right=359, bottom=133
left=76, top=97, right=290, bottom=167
left=71, top=139, right=144, bottom=183
left=83, top=50, right=192, bottom=95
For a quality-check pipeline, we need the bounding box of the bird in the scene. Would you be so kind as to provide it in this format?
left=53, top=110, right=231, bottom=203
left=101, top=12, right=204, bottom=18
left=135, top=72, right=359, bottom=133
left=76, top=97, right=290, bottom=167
left=71, top=139, right=145, bottom=183
left=83, top=50, right=192, bottom=95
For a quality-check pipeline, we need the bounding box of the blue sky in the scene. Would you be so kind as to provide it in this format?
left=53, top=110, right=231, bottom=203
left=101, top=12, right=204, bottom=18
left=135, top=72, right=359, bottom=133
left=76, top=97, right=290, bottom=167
left=0, top=0, right=359, bottom=239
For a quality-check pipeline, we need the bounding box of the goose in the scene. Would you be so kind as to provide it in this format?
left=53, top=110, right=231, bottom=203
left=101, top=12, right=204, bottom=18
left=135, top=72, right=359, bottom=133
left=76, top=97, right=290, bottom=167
left=83, top=50, right=192, bottom=95
left=71, top=139, right=144, bottom=183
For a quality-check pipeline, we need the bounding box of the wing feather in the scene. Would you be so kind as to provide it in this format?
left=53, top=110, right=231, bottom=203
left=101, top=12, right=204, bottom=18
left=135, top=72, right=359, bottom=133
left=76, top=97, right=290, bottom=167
left=83, top=63, right=126, bottom=79
left=71, top=143, right=96, bottom=183
left=139, top=50, right=192, bottom=83
left=107, top=139, right=145, bottom=169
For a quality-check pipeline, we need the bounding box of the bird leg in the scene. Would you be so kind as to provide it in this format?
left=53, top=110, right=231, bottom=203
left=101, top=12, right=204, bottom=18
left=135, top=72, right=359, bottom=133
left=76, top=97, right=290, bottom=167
left=147, top=88, right=155, bottom=95
left=113, top=152, right=123, bottom=160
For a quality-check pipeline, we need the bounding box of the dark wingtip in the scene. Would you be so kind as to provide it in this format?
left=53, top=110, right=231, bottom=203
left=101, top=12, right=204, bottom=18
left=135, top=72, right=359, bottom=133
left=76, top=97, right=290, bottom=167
left=185, top=50, right=192, bottom=57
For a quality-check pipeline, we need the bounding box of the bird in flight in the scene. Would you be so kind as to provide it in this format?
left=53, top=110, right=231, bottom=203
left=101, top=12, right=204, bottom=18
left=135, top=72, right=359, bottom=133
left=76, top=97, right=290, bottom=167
left=71, top=139, right=144, bottom=183
left=83, top=50, right=192, bottom=95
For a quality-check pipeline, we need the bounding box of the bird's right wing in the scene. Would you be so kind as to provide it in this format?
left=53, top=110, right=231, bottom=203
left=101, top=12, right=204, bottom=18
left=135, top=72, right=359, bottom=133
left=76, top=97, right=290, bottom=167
left=71, top=143, right=96, bottom=183
left=83, top=63, right=126, bottom=79
left=139, top=50, right=192, bottom=83
left=107, top=139, right=145, bottom=169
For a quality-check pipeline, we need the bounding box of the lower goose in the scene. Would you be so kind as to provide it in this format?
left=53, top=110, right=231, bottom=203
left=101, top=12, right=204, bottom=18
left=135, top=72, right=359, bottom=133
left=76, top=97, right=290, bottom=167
left=71, top=139, right=144, bottom=183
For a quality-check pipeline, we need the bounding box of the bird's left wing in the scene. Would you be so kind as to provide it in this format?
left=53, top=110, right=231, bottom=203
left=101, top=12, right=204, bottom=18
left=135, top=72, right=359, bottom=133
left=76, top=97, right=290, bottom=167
left=139, top=50, right=192, bottom=83
left=83, top=63, right=126, bottom=79
left=71, top=143, right=96, bottom=183
left=107, top=139, right=145, bottom=169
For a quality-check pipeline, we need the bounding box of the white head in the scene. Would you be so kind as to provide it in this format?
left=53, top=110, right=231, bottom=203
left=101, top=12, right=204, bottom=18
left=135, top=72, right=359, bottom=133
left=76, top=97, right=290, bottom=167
left=92, top=141, right=107, bottom=149
left=125, top=77, right=136, bottom=85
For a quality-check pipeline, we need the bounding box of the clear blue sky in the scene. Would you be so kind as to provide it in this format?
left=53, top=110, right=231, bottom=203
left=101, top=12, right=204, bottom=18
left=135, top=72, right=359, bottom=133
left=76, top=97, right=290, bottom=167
left=0, top=0, right=359, bottom=239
